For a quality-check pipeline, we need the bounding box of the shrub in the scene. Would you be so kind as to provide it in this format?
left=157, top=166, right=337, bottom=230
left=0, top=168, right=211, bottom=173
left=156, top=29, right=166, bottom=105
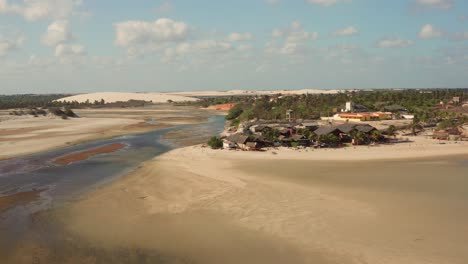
left=319, top=134, right=340, bottom=146
left=225, top=104, right=244, bottom=120
left=207, top=136, right=223, bottom=149
left=231, top=119, right=240, bottom=127
left=263, top=128, right=280, bottom=142
left=64, top=108, right=78, bottom=117
left=386, top=125, right=397, bottom=138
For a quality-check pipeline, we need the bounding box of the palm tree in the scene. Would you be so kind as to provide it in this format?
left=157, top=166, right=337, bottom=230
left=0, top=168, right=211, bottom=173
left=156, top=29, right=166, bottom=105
left=369, top=130, right=382, bottom=143
left=410, top=116, right=423, bottom=135
left=351, top=131, right=367, bottom=145
left=387, top=125, right=397, bottom=139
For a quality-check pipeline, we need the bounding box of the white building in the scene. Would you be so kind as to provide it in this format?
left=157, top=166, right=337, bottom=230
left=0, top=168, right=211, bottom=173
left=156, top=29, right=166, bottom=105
left=345, top=102, right=353, bottom=112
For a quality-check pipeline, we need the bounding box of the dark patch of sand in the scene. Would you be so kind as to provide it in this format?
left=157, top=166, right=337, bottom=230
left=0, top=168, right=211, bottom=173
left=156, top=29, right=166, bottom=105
left=53, top=143, right=127, bottom=165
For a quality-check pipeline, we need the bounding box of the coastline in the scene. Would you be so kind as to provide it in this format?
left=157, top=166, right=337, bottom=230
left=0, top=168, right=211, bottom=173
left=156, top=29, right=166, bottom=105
left=185, top=136, right=468, bottom=162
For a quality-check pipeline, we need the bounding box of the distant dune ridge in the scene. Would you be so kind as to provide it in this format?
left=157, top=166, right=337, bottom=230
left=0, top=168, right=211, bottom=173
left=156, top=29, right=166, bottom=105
left=167, top=89, right=343, bottom=97
left=57, top=90, right=344, bottom=103
left=56, top=92, right=199, bottom=103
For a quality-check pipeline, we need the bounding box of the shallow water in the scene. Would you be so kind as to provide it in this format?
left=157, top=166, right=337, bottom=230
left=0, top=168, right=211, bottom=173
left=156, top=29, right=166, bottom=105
left=0, top=114, right=225, bottom=261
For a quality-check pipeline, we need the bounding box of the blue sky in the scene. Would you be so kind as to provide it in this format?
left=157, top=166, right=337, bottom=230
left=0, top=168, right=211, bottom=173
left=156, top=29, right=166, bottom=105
left=0, top=0, right=468, bottom=94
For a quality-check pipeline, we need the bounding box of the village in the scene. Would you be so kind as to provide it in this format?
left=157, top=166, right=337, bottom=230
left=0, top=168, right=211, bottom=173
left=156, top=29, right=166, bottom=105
left=210, top=98, right=468, bottom=151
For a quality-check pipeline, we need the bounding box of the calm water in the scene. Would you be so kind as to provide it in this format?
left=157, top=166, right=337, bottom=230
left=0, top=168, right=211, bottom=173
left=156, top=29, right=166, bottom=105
left=0, top=115, right=225, bottom=253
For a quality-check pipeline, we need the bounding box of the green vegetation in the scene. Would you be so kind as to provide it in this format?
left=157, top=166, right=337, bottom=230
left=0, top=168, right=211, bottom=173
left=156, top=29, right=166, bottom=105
left=215, top=89, right=467, bottom=126
left=351, top=131, right=369, bottom=145
left=290, top=141, right=300, bottom=148
left=0, top=94, right=70, bottom=109
left=318, top=134, right=340, bottom=146
left=262, top=128, right=281, bottom=142
left=437, top=120, right=456, bottom=130
left=207, top=136, right=223, bottom=149
left=225, top=104, right=245, bottom=120
left=369, top=130, right=383, bottom=142
left=386, top=125, right=397, bottom=138
left=48, top=107, right=79, bottom=118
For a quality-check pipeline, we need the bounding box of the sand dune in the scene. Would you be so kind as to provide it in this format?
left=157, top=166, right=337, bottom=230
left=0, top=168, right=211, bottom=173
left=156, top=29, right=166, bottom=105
left=56, top=90, right=344, bottom=104
left=56, top=92, right=199, bottom=103
left=168, top=89, right=344, bottom=97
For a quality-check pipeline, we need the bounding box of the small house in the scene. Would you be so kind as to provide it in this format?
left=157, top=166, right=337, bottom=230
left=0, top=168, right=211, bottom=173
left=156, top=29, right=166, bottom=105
left=226, top=134, right=250, bottom=149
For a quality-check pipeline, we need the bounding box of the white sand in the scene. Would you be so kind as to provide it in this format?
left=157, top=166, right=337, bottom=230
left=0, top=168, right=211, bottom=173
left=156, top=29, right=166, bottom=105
left=168, top=89, right=344, bottom=97
left=63, top=139, right=468, bottom=264
left=0, top=116, right=141, bottom=159
left=56, top=92, right=199, bottom=103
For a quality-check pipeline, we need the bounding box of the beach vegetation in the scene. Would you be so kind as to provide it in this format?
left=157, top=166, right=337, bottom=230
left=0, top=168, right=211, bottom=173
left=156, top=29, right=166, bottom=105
left=290, top=141, right=300, bottom=148
left=262, top=128, right=281, bottom=142
left=386, top=125, right=397, bottom=138
left=318, top=134, right=340, bottom=146
left=207, top=136, right=224, bottom=149
left=225, top=104, right=245, bottom=120
left=351, top=131, right=368, bottom=145
left=369, top=130, right=383, bottom=143
left=409, top=116, right=423, bottom=135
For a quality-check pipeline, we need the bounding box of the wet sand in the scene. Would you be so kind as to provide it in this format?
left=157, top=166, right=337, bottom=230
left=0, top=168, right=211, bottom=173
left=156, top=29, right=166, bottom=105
left=38, top=146, right=468, bottom=264
left=0, top=105, right=211, bottom=160
left=0, top=189, right=46, bottom=213
left=53, top=143, right=127, bottom=165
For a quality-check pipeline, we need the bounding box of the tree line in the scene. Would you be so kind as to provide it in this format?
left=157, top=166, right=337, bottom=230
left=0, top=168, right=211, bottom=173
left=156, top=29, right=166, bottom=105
left=221, top=89, right=467, bottom=124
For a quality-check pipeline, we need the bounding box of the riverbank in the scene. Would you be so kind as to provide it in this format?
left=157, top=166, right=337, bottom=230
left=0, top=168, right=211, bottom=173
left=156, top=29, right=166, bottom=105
left=0, top=105, right=211, bottom=160
left=49, top=141, right=468, bottom=264
left=200, top=136, right=468, bottom=161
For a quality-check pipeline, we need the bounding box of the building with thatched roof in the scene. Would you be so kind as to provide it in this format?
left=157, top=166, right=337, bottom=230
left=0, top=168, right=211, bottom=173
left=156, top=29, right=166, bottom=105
left=336, top=123, right=377, bottom=135
left=225, top=133, right=250, bottom=149
left=313, top=127, right=341, bottom=136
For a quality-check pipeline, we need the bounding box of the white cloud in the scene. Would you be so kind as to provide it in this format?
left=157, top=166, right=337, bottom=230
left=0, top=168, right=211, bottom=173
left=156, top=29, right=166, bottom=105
left=113, top=18, right=253, bottom=66
left=54, top=43, right=86, bottom=64
left=228, top=32, right=254, bottom=42
left=332, top=26, right=359, bottom=36
left=377, top=38, right=414, bottom=48
left=267, top=21, right=318, bottom=55
left=0, top=33, right=25, bottom=56
left=419, top=24, right=443, bottom=39
left=41, top=20, right=72, bottom=46
left=55, top=43, right=85, bottom=57
left=162, top=39, right=244, bottom=66
left=415, top=0, right=453, bottom=10
left=114, top=18, right=189, bottom=52
left=0, top=0, right=83, bottom=21
left=306, top=0, right=349, bottom=7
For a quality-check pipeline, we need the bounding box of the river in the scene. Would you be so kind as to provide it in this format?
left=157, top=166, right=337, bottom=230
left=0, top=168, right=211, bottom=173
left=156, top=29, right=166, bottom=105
left=0, top=114, right=226, bottom=261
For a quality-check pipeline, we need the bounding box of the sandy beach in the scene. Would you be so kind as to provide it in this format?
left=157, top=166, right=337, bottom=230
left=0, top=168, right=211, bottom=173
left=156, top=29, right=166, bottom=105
left=46, top=140, right=468, bottom=264
left=0, top=105, right=211, bottom=160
